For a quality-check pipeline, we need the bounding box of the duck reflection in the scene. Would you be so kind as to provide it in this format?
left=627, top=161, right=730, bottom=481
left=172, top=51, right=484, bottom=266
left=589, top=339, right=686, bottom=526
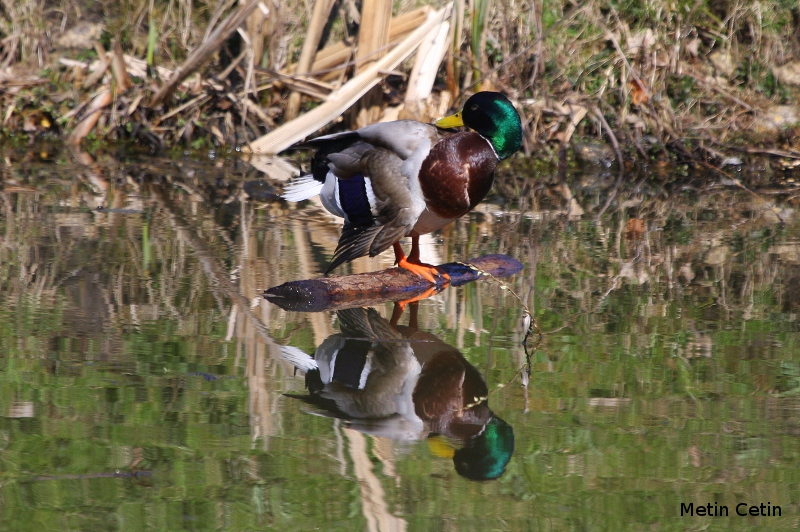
left=281, top=304, right=514, bottom=481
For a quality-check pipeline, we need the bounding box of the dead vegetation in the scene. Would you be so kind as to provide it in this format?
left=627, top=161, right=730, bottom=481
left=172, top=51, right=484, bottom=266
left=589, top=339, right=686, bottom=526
left=1, top=0, right=800, bottom=171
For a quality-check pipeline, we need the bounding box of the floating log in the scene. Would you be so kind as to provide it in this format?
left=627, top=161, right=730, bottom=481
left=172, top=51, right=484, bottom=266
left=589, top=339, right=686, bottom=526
left=264, top=254, right=523, bottom=312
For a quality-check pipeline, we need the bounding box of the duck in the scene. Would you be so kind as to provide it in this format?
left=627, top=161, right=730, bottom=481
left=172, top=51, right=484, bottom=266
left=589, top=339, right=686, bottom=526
left=282, top=91, right=523, bottom=284
left=280, top=305, right=515, bottom=480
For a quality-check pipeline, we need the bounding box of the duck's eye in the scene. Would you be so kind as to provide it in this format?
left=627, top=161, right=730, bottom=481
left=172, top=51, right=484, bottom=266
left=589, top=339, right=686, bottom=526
left=469, top=104, right=478, bottom=111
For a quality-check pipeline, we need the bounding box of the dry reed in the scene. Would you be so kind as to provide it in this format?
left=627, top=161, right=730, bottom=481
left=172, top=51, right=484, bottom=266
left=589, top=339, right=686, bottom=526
left=0, top=0, right=798, bottom=170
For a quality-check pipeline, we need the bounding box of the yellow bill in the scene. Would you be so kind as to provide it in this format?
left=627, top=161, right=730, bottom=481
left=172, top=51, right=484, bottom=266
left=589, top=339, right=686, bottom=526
left=435, top=111, right=464, bottom=129
left=427, top=435, right=456, bottom=458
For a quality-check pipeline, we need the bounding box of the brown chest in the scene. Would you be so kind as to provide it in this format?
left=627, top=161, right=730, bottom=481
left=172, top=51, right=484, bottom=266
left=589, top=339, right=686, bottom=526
left=418, top=132, right=499, bottom=219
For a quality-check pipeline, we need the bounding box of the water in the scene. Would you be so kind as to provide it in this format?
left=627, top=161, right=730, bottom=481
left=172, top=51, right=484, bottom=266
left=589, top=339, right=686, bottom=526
left=1, top=145, right=800, bottom=530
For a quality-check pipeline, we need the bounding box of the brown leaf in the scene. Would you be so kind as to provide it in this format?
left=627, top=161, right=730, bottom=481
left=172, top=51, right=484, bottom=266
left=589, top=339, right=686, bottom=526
left=629, top=78, right=649, bottom=105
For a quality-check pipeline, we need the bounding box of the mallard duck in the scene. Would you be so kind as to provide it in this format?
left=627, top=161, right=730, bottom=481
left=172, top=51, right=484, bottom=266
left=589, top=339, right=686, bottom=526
left=280, top=305, right=515, bottom=480
left=283, top=92, right=523, bottom=283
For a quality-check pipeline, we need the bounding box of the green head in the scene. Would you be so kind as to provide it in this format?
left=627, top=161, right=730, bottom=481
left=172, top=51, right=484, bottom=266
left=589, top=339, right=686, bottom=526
left=453, top=416, right=515, bottom=481
left=436, top=92, right=523, bottom=160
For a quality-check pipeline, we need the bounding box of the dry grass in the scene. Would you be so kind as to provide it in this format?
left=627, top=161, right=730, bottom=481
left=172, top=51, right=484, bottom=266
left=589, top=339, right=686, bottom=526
left=0, top=0, right=46, bottom=66
left=0, top=0, right=799, bottom=167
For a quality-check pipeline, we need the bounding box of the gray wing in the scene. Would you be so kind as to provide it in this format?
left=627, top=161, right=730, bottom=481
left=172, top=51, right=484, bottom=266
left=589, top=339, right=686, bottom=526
left=308, top=121, right=438, bottom=159
left=298, top=121, right=437, bottom=180
left=324, top=121, right=440, bottom=273
left=325, top=147, right=426, bottom=273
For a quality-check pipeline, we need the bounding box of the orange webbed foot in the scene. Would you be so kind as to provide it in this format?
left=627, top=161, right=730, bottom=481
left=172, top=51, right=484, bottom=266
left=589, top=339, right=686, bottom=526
left=392, top=241, right=450, bottom=286
left=397, top=255, right=451, bottom=285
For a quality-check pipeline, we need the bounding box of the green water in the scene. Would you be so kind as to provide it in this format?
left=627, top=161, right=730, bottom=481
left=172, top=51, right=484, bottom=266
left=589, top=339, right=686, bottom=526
left=0, top=147, right=799, bottom=530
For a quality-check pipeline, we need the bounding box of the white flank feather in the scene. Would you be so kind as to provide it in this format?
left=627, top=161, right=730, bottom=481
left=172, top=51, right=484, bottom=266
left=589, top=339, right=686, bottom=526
left=279, top=345, right=319, bottom=373
left=282, top=174, right=324, bottom=202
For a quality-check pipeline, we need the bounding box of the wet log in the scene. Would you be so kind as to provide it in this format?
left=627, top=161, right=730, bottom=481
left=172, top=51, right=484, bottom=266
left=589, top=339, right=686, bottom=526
left=264, top=254, right=523, bottom=312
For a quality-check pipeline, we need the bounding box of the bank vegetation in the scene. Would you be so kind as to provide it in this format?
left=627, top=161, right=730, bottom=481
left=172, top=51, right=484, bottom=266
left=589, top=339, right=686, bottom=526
left=1, top=0, right=800, bottom=172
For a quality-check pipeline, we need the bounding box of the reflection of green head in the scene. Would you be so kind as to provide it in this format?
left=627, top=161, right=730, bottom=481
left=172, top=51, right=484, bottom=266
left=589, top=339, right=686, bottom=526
left=453, top=416, right=515, bottom=481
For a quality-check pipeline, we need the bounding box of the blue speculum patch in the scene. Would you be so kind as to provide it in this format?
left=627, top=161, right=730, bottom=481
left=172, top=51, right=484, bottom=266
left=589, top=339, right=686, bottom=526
left=338, top=175, right=373, bottom=226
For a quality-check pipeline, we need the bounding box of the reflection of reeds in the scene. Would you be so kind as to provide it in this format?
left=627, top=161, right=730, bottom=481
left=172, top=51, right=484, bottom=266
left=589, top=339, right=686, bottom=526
left=345, top=428, right=408, bottom=531
left=3, top=154, right=800, bottom=523
left=2, top=153, right=799, bottom=417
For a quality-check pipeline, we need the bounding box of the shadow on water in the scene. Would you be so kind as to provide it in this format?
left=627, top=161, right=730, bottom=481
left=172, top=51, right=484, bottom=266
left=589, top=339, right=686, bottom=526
left=1, top=143, right=800, bottom=529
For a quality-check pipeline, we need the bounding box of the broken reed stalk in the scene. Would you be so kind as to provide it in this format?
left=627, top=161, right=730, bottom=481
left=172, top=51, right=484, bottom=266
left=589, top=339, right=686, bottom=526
left=111, top=40, right=132, bottom=92
left=67, top=89, right=113, bottom=145
left=245, top=0, right=270, bottom=69
left=355, top=0, right=393, bottom=70
left=285, top=0, right=336, bottom=120
left=83, top=42, right=110, bottom=89
left=282, top=8, right=428, bottom=82
left=148, top=0, right=262, bottom=107
left=351, top=0, right=393, bottom=127
left=405, top=19, right=450, bottom=102
left=257, top=69, right=334, bottom=100
left=469, top=0, right=489, bottom=87
left=245, top=4, right=452, bottom=154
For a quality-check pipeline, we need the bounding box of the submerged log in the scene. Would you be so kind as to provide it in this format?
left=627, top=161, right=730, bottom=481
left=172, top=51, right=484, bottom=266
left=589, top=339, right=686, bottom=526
left=264, top=254, right=523, bottom=312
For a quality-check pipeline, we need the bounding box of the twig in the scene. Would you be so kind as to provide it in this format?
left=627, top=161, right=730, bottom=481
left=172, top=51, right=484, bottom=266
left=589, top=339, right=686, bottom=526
left=722, top=145, right=800, bottom=160
left=255, top=70, right=334, bottom=99
left=153, top=94, right=209, bottom=126
left=592, top=104, right=634, bottom=219
left=593, top=107, right=624, bottom=167
left=149, top=0, right=262, bottom=107
left=218, top=49, right=248, bottom=81
left=230, top=93, right=275, bottom=127
left=681, top=68, right=753, bottom=111
left=455, top=261, right=542, bottom=386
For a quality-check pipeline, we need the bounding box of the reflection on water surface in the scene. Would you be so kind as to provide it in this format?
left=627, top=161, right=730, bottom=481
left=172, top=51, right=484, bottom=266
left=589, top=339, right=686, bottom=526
left=280, top=305, right=514, bottom=481
left=0, top=146, right=799, bottom=530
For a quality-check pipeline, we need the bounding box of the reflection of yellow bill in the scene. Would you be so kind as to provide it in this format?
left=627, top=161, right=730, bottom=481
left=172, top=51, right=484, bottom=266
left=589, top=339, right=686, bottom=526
left=427, top=435, right=456, bottom=458
left=435, top=112, right=464, bottom=129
